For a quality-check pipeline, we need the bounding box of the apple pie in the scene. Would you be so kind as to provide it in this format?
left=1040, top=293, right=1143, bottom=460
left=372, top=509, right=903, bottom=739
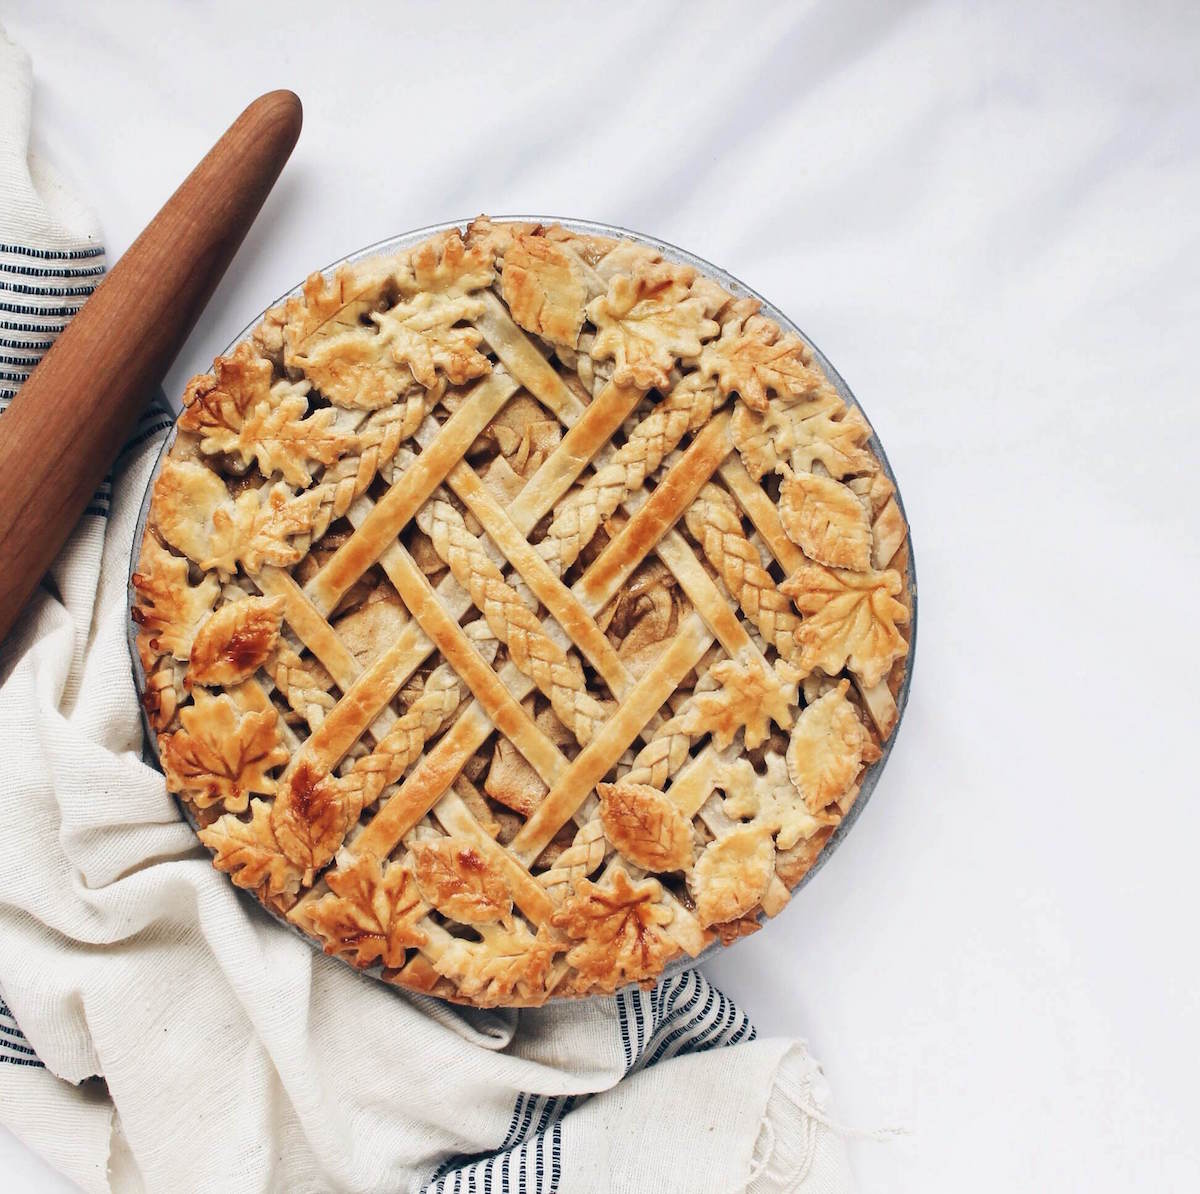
left=131, top=217, right=912, bottom=1006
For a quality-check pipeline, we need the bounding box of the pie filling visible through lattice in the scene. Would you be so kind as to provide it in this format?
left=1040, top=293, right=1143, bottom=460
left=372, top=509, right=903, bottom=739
left=131, top=216, right=911, bottom=1006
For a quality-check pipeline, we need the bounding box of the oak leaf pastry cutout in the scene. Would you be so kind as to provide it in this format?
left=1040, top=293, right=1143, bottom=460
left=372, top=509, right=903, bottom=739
left=730, top=387, right=875, bottom=481
left=372, top=293, right=491, bottom=389
left=779, top=471, right=873, bottom=571
left=786, top=680, right=881, bottom=812
left=720, top=753, right=840, bottom=853
left=409, top=838, right=514, bottom=925
left=134, top=217, right=910, bottom=1006
left=131, top=535, right=220, bottom=663
left=434, top=922, right=563, bottom=1008
left=682, top=654, right=800, bottom=750
left=180, top=342, right=354, bottom=487
left=187, top=597, right=285, bottom=688
left=198, top=799, right=302, bottom=900
left=596, top=782, right=694, bottom=872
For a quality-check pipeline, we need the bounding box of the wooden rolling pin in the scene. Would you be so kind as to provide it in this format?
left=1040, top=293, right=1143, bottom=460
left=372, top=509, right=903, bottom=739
left=0, top=89, right=302, bottom=643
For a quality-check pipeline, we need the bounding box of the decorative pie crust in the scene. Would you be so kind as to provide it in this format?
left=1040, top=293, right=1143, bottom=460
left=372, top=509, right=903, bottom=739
left=132, top=216, right=911, bottom=1006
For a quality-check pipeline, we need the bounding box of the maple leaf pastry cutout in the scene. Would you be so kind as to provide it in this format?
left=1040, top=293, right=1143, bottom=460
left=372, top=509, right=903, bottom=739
left=160, top=691, right=288, bottom=813
left=400, top=228, right=495, bottom=297
left=179, top=341, right=354, bottom=487
left=730, top=387, right=875, bottom=481
left=586, top=261, right=724, bottom=391
left=719, top=754, right=839, bottom=853
left=289, top=853, right=428, bottom=969
left=553, top=869, right=679, bottom=991
left=150, top=459, right=327, bottom=579
left=434, top=921, right=564, bottom=1008
left=130, top=534, right=219, bottom=664
left=198, top=799, right=302, bottom=899
left=683, top=654, right=801, bottom=750
left=779, top=562, right=908, bottom=688
left=698, top=301, right=827, bottom=412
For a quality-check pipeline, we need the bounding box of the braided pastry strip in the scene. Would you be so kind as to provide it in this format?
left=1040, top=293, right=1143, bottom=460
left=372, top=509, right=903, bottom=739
left=271, top=639, right=498, bottom=884
left=536, top=376, right=726, bottom=577
left=538, top=817, right=607, bottom=899
left=327, top=662, right=466, bottom=811
left=416, top=499, right=608, bottom=746
left=267, top=643, right=338, bottom=730
left=684, top=483, right=804, bottom=665
left=284, top=389, right=439, bottom=560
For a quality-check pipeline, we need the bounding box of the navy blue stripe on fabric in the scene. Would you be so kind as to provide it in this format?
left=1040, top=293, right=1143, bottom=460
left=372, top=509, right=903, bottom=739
left=0, top=1053, right=45, bottom=1068
left=519, top=1111, right=529, bottom=1193
left=729, top=1017, right=754, bottom=1045
left=549, top=1095, right=574, bottom=1191
left=499, top=1092, right=526, bottom=1151
left=0, top=262, right=105, bottom=278
left=0, top=242, right=104, bottom=260
left=688, top=991, right=737, bottom=1055
left=0, top=1036, right=38, bottom=1057
left=0, top=337, right=54, bottom=351
left=0, top=281, right=98, bottom=298
left=514, top=1090, right=538, bottom=1145
left=0, top=998, right=44, bottom=1069
left=617, top=988, right=634, bottom=1070
left=418, top=972, right=758, bottom=1193
left=637, top=973, right=703, bottom=1070
left=0, top=301, right=86, bottom=318
left=1, top=320, right=71, bottom=333
left=646, top=985, right=715, bottom=1067
left=630, top=988, right=647, bottom=1066
left=533, top=1115, right=545, bottom=1193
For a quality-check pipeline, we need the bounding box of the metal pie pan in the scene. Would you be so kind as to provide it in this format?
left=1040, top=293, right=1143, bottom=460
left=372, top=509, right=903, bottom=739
left=127, top=216, right=918, bottom=996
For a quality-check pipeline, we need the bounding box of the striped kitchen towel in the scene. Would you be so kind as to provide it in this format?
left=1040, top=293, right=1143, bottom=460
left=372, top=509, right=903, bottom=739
left=0, top=25, right=852, bottom=1194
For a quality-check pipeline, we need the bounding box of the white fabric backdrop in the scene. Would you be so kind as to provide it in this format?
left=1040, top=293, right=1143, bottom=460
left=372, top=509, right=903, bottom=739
left=3, top=1, right=1198, bottom=1188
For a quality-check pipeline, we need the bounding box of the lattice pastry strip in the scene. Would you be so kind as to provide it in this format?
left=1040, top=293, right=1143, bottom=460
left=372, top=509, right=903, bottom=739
left=133, top=218, right=911, bottom=1005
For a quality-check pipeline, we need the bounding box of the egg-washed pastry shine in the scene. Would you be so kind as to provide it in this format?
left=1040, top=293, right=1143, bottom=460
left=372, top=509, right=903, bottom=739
left=132, top=217, right=910, bottom=1006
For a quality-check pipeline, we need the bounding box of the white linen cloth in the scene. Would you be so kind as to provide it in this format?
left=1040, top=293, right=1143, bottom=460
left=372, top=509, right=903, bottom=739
left=0, top=27, right=852, bottom=1194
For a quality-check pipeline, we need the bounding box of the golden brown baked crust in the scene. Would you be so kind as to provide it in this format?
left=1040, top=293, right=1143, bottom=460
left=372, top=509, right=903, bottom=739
left=133, top=217, right=911, bottom=1006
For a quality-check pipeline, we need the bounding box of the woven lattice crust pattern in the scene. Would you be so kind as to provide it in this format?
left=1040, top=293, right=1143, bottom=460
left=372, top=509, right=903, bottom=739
left=133, top=217, right=910, bottom=1006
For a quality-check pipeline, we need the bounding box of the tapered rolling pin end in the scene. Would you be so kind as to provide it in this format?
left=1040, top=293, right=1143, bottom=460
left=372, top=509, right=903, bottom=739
left=245, top=90, right=303, bottom=154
